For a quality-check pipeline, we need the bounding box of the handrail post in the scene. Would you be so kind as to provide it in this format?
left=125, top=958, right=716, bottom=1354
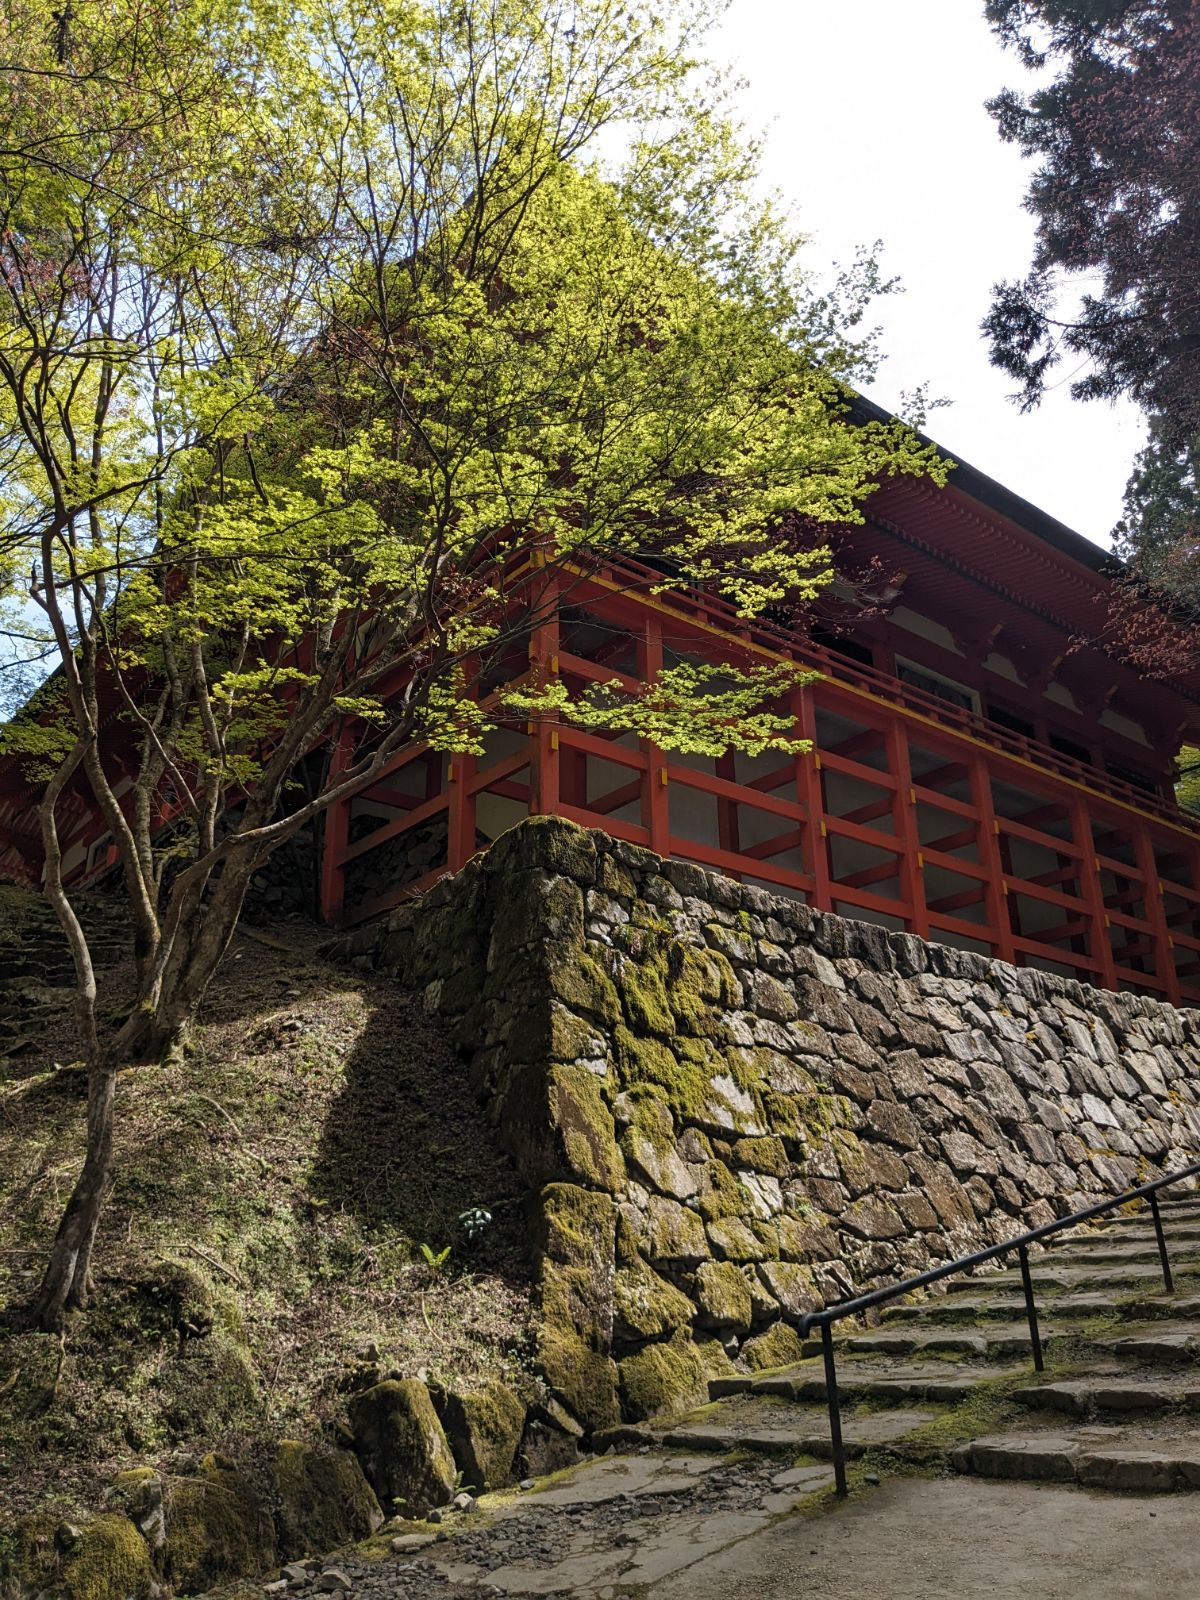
left=1148, top=1191, right=1174, bottom=1294
left=820, top=1320, right=847, bottom=1497
left=1017, top=1244, right=1044, bottom=1372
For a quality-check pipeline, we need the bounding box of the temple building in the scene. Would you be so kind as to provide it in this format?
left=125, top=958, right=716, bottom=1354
left=5, top=405, right=1200, bottom=1005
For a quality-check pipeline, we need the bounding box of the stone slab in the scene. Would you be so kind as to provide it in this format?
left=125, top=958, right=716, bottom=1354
left=646, top=1476, right=1200, bottom=1600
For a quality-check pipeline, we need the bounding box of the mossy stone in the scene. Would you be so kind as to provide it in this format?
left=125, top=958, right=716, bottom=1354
left=775, top=1212, right=840, bottom=1261
left=613, top=1027, right=720, bottom=1124
left=102, top=1469, right=164, bottom=1554
left=619, top=952, right=676, bottom=1037
left=595, top=855, right=636, bottom=903
left=161, top=1455, right=276, bottom=1593
left=620, top=1096, right=696, bottom=1202
left=2, top=1511, right=68, bottom=1598
left=273, top=1441, right=382, bottom=1561
left=693, top=1261, right=753, bottom=1335
left=548, top=1002, right=602, bottom=1063
left=534, top=1185, right=619, bottom=1430
left=756, top=1261, right=820, bottom=1320
left=694, top=1161, right=752, bottom=1223
left=613, top=1256, right=693, bottom=1344
left=666, top=944, right=740, bottom=1029
left=501, top=1063, right=624, bottom=1191
left=546, top=947, right=621, bottom=1025
left=617, top=1331, right=707, bottom=1423
left=58, top=1515, right=153, bottom=1600
left=548, top=1066, right=625, bottom=1191
left=731, top=1136, right=790, bottom=1177
left=439, top=1382, right=527, bottom=1491
left=742, top=1321, right=806, bottom=1372
left=694, top=1334, right=740, bottom=1384
left=490, top=871, right=584, bottom=952
left=705, top=1216, right=767, bottom=1263
left=347, top=1380, right=456, bottom=1517
left=642, top=1196, right=707, bottom=1266
left=487, top=816, right=598, bottom=882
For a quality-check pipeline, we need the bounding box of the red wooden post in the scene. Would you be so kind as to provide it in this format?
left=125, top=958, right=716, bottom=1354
left=885, top=718, right=929, bottom=939
left=1071, top=795, right=1117, bottom=991
left=447, top=656, right=479, bottom=872
left=716, top=751, right=741, bottom=858
left=969, top=753, right=1016, bottom=966
left=319, top=724, right=353, bottom=924
left=794, top=683, right=830, bottom=910
left=638, top=612, right=670, bottom=856
left=530, top=572, right=561, bottom=817
left=1135, top=820, right=1180, bottom=1005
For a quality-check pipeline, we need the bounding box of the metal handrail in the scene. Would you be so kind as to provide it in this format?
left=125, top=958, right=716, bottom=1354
left=797, top=1157, right=1200, bottom=1495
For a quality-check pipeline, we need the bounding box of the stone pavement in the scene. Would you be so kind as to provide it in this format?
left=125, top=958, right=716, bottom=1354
left=272, top=1192, right=1200, bottom=1599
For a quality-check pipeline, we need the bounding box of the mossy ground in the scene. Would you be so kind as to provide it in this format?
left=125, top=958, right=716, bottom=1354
left=0, top=921, right=533, bottom=1530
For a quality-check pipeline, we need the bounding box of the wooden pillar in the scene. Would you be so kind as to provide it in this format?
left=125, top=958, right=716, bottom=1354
left=638, top=612, right=670, bottom=856
left=969, top=753, right=1015, bottom=966
left=319, top=724, right=353, bottom=924
left=1071, top=795, right=1117, bottom=991
left=447, top=656, right=479, bottom=872
left=529, top=574, right=561, bottom=817
left=716, top=751, right=741, bottom=857
left=794, top=684, right=830, bottom=910
left=1134, top=822, right=1180, bottom=1005
left=885, top=718, right=928, bottom=940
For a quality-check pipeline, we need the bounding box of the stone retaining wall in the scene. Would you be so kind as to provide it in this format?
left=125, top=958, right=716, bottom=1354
left=339, top=818, right=1200, bottom=1433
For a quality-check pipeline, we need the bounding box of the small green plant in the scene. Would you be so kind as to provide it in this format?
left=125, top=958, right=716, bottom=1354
left=418, top=1243, right=451, bottom=1269
left=458, top=1206, right=493, bottom=1242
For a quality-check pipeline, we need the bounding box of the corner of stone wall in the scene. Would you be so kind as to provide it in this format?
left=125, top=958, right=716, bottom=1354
left=355, top=815, right=1200, bottom=1438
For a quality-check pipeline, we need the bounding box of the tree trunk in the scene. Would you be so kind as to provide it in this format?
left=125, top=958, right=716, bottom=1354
left=31, top=1063, right=117, bottom=1331
left=30, top=853, right=256, bottom=1329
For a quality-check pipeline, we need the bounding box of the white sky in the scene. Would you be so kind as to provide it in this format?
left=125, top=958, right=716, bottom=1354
left=713, top=0, right=1146, bottom=549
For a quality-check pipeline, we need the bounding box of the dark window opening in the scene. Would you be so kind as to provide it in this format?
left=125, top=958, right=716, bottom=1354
left=809, top=627, right=875, bottom=669
left=1106, top=761, right=1158, bottom=798
left=896, top=658, right=979, bottom=714
left=1050, top=733, right=1093, bottom=767
left=987, top=702, right=1036, bottom=740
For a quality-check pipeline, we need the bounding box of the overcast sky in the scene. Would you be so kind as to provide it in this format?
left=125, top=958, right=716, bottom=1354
left=712, top=0, right=1145, bottom=549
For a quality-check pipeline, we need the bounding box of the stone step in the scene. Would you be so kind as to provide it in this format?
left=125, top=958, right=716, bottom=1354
left=1119, top=1293, right=1200, bottom=1321
left=1047, top=1242, right=1178, bottom=1265
left=950, top=1423, right=1200, bottom=1492
left=826, top=1323, right=1053, bottom=1362
left=1058, top=1223, right=1200, bottom=1248
left=833, top=1317, right=1200, bottom=1366
left=613, top=1396, right=941, bottom=1460
left=1096, top=1322, right=1200, bottom=1364
left=944, top=1262, right=1170, bottom=1294
left=1011, top=1373, right=1200, bottom=1418
left=882, top=1291, right=1133, bottom=1325
left=712, top=1360, right=1025, bottom=1408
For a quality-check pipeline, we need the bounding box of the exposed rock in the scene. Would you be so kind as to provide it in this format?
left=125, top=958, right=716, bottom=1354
left=273, top=1441, right=382, bottom=1559
left=613, top=1255, right=694, bottom=1343
left=347, top=1381, right=456, bottom=1518
left=50, top=1514, right=156, bottom=1600
left=161, top=1455, right=276, bottom=1595
left=693, top=1261, right=753, bottom=1334
left=742, top=1321, right=806, bottom=1371
left=438, top=1382, right=528, bottom=1492
left=618, top=1331, right=708, bottom=1421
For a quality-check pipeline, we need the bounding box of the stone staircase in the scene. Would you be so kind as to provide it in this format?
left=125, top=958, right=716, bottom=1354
left=604, top=1191, right=1200, bottom=1496
left=0, top=887, right=130, bottom=1063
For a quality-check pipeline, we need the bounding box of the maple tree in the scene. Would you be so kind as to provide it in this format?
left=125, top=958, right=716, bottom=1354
left=0, top=0, right=944, bottom=1326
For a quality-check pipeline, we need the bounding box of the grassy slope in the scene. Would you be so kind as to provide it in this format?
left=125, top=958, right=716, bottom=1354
left=0, top=925, right=533, bottom=1526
